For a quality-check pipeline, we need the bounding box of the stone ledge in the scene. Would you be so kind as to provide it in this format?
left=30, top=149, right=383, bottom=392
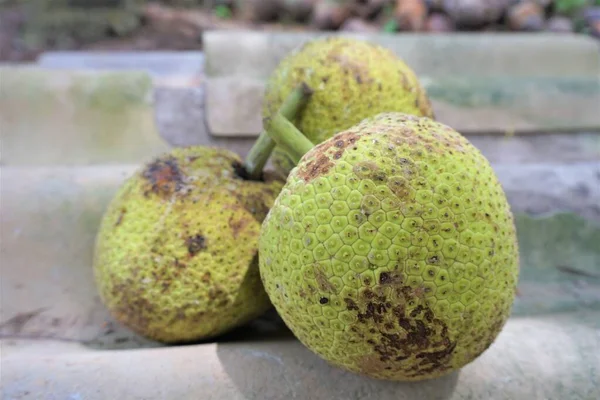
left=2, top=310, right=599, bottom=400
left=0, top=66, right=170, bottom=165
left=203, top=32, right=600, bottom=136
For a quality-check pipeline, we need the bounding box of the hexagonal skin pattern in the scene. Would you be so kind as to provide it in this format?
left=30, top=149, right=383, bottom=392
left=262, top=36, right=434, bottom=178
left=94, top=146, right=283, bottom=343
left=259, top=113, right=519, bottom=381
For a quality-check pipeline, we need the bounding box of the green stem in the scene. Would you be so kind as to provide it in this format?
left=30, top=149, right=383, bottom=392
left=244, top=83, right=314, bottom=180
left=267, top=112, right=314, bottom=165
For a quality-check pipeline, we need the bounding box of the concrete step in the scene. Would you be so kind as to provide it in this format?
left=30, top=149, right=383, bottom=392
left=1, top=163, right=598, bottom=345
left=3, top=311, right=599, bottom=400
left=203, top=32, right=600, bottom=136
left=0, top=66, right=170, bottom=166
left=37, top=51, right=205, bottom=88
left=2, top=65, right=599, bottom=166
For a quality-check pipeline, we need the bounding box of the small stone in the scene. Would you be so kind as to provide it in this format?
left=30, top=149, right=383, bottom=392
left=351, top=0, right=388, bottom=19
left=395, top=0, right=427, bottom=31
left=545, top=16, right=574, bottom=33
left=282, top=0, right=315, bottom=22
left=237, top=0, right=283, bottom=22
left=424, top=0, right=445, bottom=12
left=341, top=17, right=379, bottom=32
left=443, top=0, right=511, bottom=28
left=312, top=0, right=351, bottom=30
left=425, top=12, right=455, bottom=32
left=533, top=0, right=551, bottom=7
left=507, top=2, right=545, bottom=31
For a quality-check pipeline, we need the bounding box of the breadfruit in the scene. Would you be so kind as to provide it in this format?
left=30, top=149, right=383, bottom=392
left=94, top=146, right=283, bottom=343
left=259, top=112, right=519, bottom=381
left=262, top=36, right=434, bottom=177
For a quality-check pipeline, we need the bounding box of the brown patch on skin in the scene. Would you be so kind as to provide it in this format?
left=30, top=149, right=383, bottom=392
left=110, top=282, right=154, bottom=337
left=315, top=266, right=336, bottom=293
left=347, top=284, right=455, bottom=378
left=142, top=156, right=186, bottom=197
left=352, top=161, right=387, bottom=183
left=379, top=271, right=404, bottom=286
left=388, top=177, right=413, bottom=199
left=228, top=215, right=252, bottom=239
left=239, top=192, right=271, bottom=220
left=326, top=50, right=372, bottom=87
left=345, top=298, right=359, bottom=311
left=299, top=131, right=360, bottom=182
left=296, top=132, right=356, bottom=183
left=297, top=155, right=334, bottom=183
left=185, top=234, right=207, bottom=256
left=115, top=208, right=126, bottom=226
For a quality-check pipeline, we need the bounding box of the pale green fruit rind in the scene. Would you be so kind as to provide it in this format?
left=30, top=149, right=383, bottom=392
left=262, top=36, right=435, bottom=177
left=94, top=146, right=284, bottom=343
left=259, top=113, right=519, bottom=381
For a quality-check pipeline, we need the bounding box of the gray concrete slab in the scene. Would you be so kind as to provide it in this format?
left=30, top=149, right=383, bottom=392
left=0, top=67, right=170, bottom=166
left=37, top=51, right=204, bottom=88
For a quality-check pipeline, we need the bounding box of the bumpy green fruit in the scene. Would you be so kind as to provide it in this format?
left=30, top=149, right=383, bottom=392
left=262, top=36, right=434, bottom=177
left=259, top=113, right=519, bottom=381
left=94, top=146, right=283, bottom=343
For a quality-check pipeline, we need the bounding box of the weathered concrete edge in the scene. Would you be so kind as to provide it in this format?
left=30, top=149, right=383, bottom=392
left=2, top=310, right=599, bottom=400
left=204, top=76, right=600, bottom=136
left=203, top=31, right=600, bottom=78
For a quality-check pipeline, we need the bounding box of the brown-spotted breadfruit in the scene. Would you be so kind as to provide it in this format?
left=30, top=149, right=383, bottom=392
left=262, top=36, right=434, bottom=177
left=93, top=146, right=284, bottom=343
left=259, top=112, right=519, bottom=381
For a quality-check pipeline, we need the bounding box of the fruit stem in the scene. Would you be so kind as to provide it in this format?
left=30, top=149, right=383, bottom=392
left=266, top=112, right=314, bottom=165
left=244, top=83, right=314, bottom=180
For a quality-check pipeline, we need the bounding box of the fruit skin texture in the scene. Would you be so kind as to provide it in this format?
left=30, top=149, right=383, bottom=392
left=94, top=146, right=283, bottom=343
left=259, top=113, right=519, bottom=381
left=262, top=36, right=434, bottom=177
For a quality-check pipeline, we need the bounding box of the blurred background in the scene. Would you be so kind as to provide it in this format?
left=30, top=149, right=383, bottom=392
left=1, top=0, right=599, bottom=63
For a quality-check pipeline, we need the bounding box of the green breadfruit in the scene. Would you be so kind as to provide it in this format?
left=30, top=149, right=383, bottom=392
left=262, top=36, right=434, bottom=177
left=259, top=112, right=519, bottom=381
left=94, top=146, right=284, bottom=343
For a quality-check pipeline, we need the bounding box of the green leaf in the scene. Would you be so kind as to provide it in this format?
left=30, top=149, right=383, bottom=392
left=511, top=212, right=600, bottom=316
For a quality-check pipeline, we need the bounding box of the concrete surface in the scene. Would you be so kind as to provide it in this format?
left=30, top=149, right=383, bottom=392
left=37, top=51, right=205, bottom=88
left=2, top=309, right=599, bottom=400
left=0, top=67, right=170, bottom=166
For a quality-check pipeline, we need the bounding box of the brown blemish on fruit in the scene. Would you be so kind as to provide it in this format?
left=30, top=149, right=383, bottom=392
left=326, top=49, right=372, bottom=87
left=185, top=234, right=207, bottom=256
left=297, top=155, right=334, bottom=183
left=239, top=193, right=271, bottom=220
left=143, top=156, right=186, bottom=197
left=298, top=131, right=360, bottom=183
left=115, top=208, right=126, bottom=226
left=228, top=215, right=252, bottom=239
left=348, top=284, right=455, bottom=378
left=110, top=281, right=154, bottom=336
left=315, top=266, right=336, bottom=293
left=345, top=298, right=359, bottom=311
left=379, top=271, right=404, bottom=286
